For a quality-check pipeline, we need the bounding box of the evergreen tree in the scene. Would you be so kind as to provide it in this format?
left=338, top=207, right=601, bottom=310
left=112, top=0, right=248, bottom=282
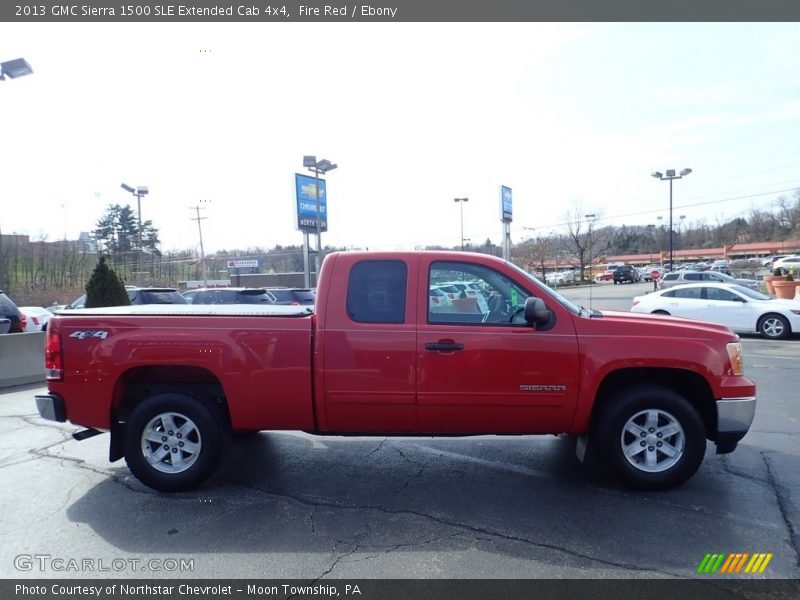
left=85, top=255, right=131, bottom=308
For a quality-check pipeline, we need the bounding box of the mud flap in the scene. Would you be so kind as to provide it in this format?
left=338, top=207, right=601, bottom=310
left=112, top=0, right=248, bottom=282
left=576, top=434, right=590, bottom=463
left=109, top=419, right=125, bottom=462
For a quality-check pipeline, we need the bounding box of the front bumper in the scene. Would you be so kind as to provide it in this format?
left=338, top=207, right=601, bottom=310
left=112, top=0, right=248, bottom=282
left=35, top=393, right=66, bottom=422
left=714, top=396, right=756, bottom=454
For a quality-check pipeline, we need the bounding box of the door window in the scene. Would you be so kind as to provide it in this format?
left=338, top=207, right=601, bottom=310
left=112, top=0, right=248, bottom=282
left=704, top=287, right=739, bottom=302
left=429, top=262, right=531, bottom=325
left=672, top=287, right=702, bottom=300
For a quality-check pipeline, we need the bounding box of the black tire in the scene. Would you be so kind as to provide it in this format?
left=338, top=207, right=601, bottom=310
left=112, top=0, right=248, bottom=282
left=593, top=386, right=706, bottom=491
left=124, top=393, right=224, bottom=492
left=652, top=310, right=670, bottom=315
left=757, top=313, right=790, bottom=340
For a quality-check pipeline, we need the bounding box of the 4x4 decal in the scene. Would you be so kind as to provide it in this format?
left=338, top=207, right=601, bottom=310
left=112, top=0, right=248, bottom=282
left=69, top=330, right=109, bottom=340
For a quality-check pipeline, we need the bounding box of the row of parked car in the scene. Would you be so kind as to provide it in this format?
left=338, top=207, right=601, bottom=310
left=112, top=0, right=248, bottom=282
left=0, top=286, right=317, bottom=334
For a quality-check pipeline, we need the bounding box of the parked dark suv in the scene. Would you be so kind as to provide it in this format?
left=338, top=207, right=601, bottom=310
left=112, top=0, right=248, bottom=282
left=266, top=288, right=316, bottom=305
left=66, top=287, right=187, bottom=309
left=0, top=290, right=27, bottom=333
left=613, top=265, right=640, bottom=284
left=184, top=287, right=275, bottom=305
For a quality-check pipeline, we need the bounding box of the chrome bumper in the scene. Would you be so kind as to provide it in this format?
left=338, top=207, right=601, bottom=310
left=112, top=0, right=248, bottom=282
left=35, top=393, right=66, bottom=422
left=715, top=396, right=756, bottom=453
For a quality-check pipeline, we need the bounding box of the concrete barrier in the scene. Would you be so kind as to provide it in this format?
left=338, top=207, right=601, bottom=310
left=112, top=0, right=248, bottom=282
left=0, top=332, right=45, bottom=388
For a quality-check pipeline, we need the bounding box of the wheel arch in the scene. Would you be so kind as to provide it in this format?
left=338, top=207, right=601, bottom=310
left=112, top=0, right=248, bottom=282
left=590, top=367, right=717, bottom=441
left=111, top=365, right=231, bottom=427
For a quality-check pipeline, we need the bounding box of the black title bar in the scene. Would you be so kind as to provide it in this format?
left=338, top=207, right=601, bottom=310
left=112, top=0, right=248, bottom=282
left=4, top=0, right=800, bottom=22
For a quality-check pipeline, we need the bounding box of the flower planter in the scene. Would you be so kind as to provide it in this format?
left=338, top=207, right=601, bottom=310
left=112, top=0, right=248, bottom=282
left=771, top=279, right=800, bottom=299
left=763, top=274, right=788, bottom=295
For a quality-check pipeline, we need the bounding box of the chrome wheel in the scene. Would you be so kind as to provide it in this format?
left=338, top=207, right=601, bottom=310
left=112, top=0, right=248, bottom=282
left=620, top=409, right=685, bottom=473
left=759, top=314, right=788, bottom=339
left=141, top=412, right=202, bottom=474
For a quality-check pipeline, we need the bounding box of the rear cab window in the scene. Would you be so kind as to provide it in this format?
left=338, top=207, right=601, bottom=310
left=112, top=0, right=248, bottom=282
left=346, top=260, right=407, bottom=324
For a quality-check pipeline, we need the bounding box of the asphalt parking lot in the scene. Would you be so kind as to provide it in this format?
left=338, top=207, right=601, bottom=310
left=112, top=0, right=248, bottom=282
left=1, top=282, right=798, bottom=580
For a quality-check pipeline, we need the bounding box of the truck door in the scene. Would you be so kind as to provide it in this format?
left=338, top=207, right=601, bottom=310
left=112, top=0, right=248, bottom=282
left=416, top=259, right=580, bottom=433
left=318, top=257, right=418, bottom=433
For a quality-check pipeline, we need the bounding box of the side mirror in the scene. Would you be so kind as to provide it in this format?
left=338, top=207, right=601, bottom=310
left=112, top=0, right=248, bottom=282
left=524, top=296, right=551, bottom=325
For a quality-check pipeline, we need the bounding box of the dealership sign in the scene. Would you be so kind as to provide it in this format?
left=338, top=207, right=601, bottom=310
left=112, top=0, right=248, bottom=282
left=295, top=173, right=328, bottom=233
left=500, top=185, right=513, bottom=223
left=227, top=259, right=259, bottom=269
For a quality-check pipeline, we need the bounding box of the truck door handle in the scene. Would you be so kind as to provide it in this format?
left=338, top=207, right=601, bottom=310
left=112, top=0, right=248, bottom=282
left=425, top=341, right=465, bottom=352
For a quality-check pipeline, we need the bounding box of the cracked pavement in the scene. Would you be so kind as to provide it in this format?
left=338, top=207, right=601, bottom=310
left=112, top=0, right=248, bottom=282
left=1, top=336, right=799, bottom=580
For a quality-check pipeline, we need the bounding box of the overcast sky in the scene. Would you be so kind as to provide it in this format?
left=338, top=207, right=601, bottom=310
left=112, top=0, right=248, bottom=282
left=2, top=22, right=800, bottom=254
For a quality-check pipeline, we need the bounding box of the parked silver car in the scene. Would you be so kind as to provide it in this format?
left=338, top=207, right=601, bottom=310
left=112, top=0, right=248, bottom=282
left=657, top=270, right=759, bottom=290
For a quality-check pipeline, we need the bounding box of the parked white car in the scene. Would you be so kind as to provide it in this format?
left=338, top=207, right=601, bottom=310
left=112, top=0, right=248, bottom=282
left=429, top=287, right=453, bottom=309
left=657, top=270, right=759, bottom=290
left=631, top=283, right=800, bottom=340
left=545, top=270, right=576, bottom=285
left=772, top=255, right=800, bottom=272
left=18, top=306, right=53, bottom=332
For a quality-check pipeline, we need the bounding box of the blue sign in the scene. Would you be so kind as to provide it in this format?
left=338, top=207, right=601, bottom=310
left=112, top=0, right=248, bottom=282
left=501, top=185, right=513, bottom=222
left=295, top=173, right=328, bottom=233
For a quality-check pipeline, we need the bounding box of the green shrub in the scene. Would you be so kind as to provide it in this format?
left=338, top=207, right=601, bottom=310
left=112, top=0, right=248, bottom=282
left=85, top=256, right=131, bottom=308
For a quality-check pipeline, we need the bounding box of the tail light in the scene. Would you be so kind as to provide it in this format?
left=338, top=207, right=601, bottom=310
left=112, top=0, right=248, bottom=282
left=31, top=316, right=40, bottom=327
left=17, top=313, right=27, bottom=333
left=45, top=331, right=63, bottom=381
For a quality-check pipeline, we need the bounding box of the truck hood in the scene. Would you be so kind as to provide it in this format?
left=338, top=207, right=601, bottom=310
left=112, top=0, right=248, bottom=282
left=577, top=309, right=739, bottom=342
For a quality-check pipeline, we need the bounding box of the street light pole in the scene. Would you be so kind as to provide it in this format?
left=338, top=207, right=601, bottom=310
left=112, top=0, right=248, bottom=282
left=585, top=214, right=596, bottom=309
left=0, top=58, right=33, bottom=81
left=302, top=156, right=337, bottom=286
left=651, top=168, right=692, bottom=269
left=121, top=183, right=149, bottom=285
left=121, top=183, right=149, bottom=253
left=190, top=203, right=208, bottom=286
left=0, top=57, right=33, bottom=292
left=454, top=197, right=468, bottom=251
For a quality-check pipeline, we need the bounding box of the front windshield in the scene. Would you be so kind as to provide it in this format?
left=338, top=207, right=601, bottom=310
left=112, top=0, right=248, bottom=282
left=507, top=261, right=583, bottom=315
left=731, top=285, right=772, bottom=301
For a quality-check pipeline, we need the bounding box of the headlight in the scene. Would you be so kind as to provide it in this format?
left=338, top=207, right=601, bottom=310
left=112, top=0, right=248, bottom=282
left=726, top=342, right=744, bottom=376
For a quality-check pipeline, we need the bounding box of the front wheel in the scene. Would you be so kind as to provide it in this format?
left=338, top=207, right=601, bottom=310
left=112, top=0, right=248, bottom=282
left=758, top=313, right=790, bottom=340
left=124, top=393, right=224, bottom=492
left=593, top=386, right=706, bottom=490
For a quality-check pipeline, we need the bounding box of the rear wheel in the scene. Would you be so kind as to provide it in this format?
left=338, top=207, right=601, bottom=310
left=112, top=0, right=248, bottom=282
left=758, top=313, right=790, bottom=340
left=124, top=393, right=224, bottom=492
left=594, top=386, right=706, bottom=490
left=651, top=310, right=670, bottom=315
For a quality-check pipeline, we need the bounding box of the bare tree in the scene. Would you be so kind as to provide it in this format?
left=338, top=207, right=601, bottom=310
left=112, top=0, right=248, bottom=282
left=511, top=235, right=553, bottom=279
left=563, top=205, right=607, bottom=282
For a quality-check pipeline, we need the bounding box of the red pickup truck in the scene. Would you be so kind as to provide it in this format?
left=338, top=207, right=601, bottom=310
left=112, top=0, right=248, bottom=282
left=35, top=251, right=756, bottom=492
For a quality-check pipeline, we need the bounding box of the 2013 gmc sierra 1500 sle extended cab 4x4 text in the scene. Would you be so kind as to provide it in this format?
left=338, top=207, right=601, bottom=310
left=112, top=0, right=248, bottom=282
left=35, top=251, right=756, bottom=492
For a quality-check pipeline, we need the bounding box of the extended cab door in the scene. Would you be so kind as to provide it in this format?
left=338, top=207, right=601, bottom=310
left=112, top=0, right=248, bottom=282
left=415, top=258, right=580, bottom=433
left=317, top=254, right=418, bottom=433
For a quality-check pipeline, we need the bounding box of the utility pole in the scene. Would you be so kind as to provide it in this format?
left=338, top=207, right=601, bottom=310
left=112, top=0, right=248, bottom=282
left=190, top=204, right=208, bottom=286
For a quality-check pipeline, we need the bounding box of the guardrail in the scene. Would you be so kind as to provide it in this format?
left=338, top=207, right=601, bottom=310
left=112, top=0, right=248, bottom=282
left=0, top=332, right=45, bottom=388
